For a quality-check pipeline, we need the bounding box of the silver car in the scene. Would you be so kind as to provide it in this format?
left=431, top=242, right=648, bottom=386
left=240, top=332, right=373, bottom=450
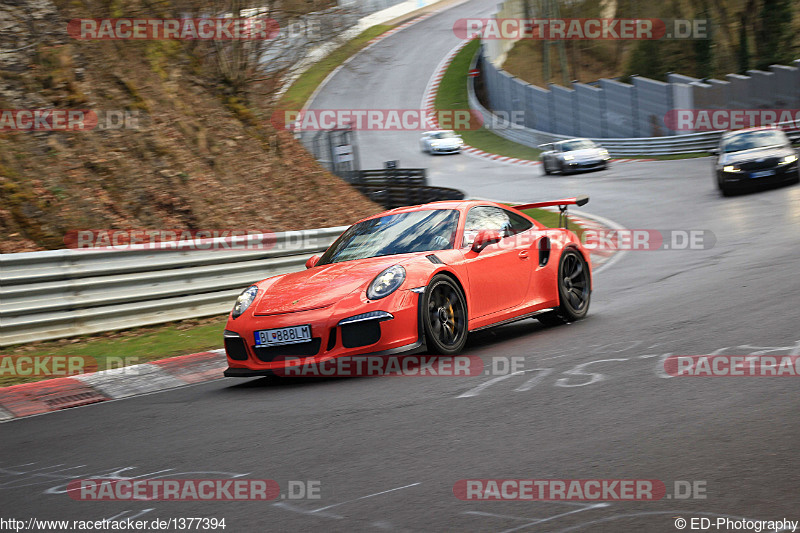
left=420, top=130, right=464, bottom=154
left=540, top=139, right=610, bottom=174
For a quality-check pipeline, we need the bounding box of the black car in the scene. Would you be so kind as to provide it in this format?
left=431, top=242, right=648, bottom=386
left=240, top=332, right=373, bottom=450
left=714, top=127, right=799, bottom=196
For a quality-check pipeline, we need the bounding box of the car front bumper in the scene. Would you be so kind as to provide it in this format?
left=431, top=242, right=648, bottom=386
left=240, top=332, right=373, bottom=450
left=431, top=145, right=462, bottom=154
left=718, top=162, right=799, bottom=188
left=223, top=289, right=424, bottom=376
left=563, top=159, right=608, bottom=171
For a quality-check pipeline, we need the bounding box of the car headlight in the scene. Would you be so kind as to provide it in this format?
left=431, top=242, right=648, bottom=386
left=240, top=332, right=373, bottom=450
left=563, top=155, right=574, bottom=161
left=431, top=141, right=440, bottom=148
left=723, top=165, right=742, bottom=173
left=367, top=265, right=406, bottom=300
left=231, top=285, right=258, bottom=319
left=599, top=149, right=609, bottom=157
left=781, top=154, right=798, bottom=165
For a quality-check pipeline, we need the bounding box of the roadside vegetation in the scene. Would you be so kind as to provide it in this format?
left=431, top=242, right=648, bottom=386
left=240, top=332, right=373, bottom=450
left=0, top=0, right=382, bottom=253
left=503, top=0, right=799, bottom=86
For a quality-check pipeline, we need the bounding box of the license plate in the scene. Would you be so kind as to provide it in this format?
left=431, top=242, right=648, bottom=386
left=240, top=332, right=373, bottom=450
left=255, top=325, right=312, bottom=347
left=750, top=170, right=775, bottom=178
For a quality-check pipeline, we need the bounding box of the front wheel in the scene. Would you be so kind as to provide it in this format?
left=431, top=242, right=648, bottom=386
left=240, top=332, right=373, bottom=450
left=423, top=275, right=468, bottom=355
left=538, top=249, right=591, bottom=326
left=542, top=159, right=551, bottom=175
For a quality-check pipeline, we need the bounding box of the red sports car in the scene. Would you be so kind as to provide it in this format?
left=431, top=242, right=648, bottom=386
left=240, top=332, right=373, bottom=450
left=223, top=197, right=592, bottom=377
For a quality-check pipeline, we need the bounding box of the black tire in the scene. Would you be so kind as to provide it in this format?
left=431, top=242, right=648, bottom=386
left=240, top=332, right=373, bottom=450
left=559, top=160, right=568, bottom=175
left=537, top=249, right=591, bottom=326
left=542, top=159, right=551, bottom=175
left=423, top=275, right=468, bottom=355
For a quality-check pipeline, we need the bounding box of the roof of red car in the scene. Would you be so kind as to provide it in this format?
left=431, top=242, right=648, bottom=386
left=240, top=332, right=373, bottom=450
left=353, top=200, right=498, bottom=225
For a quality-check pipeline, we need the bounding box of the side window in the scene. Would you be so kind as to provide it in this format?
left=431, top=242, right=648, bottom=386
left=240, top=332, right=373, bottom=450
left=504, top=209, right=533, bottom=236
left=462, top=206, right=512, bottom=247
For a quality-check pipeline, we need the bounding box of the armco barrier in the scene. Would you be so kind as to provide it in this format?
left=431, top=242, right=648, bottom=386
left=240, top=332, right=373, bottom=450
left=356, top=184, right=465, bottom=208
left=0, top=227, right=346, bottom=347
left=350, top=168, right=465, bottom=208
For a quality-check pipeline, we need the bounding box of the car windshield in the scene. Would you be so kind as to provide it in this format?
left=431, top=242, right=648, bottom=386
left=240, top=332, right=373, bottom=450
left=561, top=140, right=597, bottom=151
left=722, top=130, right=787, bottom=153
left=431, top=131, right=457, bottom=139
left=318, top=209, right=460, bottom=265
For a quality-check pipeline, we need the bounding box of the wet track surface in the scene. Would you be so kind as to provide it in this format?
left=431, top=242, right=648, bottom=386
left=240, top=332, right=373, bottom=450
left=3, top=1, right=800, bottom=530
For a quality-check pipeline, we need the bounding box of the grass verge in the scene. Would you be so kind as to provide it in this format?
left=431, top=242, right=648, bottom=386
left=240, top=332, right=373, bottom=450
left=437, top=40, right=712, bottom=161
left=278, top=24, right=394, bottom=111
left=0, top=316, right=228, bottom=387
left=435, top=40, right=542, bottom=161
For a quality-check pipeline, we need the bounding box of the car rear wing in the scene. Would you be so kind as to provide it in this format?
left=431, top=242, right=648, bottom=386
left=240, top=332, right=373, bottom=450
left=513, top=195, right=589, bottom=230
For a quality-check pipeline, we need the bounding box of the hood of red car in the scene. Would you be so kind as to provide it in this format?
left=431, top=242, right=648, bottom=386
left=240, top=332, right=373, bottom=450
left=253, top=256, right=413, bottom=315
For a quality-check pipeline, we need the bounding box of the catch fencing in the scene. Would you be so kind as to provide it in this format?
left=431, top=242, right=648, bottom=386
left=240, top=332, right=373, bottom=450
left=471, top=47, right=800, bottom=155
left=474, top=0, right=800, bottom=148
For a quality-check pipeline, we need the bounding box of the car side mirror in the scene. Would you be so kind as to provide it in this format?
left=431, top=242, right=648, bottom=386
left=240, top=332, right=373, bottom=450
left=471, top=229, right=502, bottom=253
left=709, top=148, right=718, bottom=155
left=305, top=254, right=320, bottom=269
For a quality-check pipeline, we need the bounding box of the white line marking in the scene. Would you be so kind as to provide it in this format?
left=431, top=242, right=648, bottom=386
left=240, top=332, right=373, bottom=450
left=463, top=511, right=541, bottom=521
left=273, top=501, right=343, bottom=519
left=514, top=368, right=554, bottom=392
left=499, top=503, right=609, bottom=533
left=457, top=371, right=525, bottom=398
left=311, top=482, right=421, bottom=513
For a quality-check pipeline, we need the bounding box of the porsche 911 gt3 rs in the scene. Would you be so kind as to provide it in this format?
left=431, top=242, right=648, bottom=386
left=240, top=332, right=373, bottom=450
left=223, top=198, right=592, bottom=377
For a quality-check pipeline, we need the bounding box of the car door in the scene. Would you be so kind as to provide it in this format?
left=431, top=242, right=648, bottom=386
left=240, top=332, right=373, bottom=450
left=461, top=206, right=535, bottom=319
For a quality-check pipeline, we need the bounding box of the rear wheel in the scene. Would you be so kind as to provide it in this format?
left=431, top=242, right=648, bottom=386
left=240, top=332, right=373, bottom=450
left=538, top=249, right=591, bottom=326
left=423, top=275, right=468, bottom=355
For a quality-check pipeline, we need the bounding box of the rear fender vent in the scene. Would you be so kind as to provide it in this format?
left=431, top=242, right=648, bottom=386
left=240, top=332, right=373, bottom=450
left=538, top=237, right=551, bottom=267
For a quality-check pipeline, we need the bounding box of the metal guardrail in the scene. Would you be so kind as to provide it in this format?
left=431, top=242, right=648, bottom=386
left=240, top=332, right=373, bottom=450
left=350, top=168, right=465, bottom=208
left=468, top=50, right=800, bottom=156
left=356, top=184, right=465, bottom=208
left=0, top=227, right=346, bottom=347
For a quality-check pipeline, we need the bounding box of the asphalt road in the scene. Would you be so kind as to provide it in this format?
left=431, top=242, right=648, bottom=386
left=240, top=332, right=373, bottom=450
left=3, top=1, right=800, bottom=531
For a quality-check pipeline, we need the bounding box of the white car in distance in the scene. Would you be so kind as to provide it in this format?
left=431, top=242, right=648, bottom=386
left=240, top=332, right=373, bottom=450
left=420, top=130, right=464, bottom=154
